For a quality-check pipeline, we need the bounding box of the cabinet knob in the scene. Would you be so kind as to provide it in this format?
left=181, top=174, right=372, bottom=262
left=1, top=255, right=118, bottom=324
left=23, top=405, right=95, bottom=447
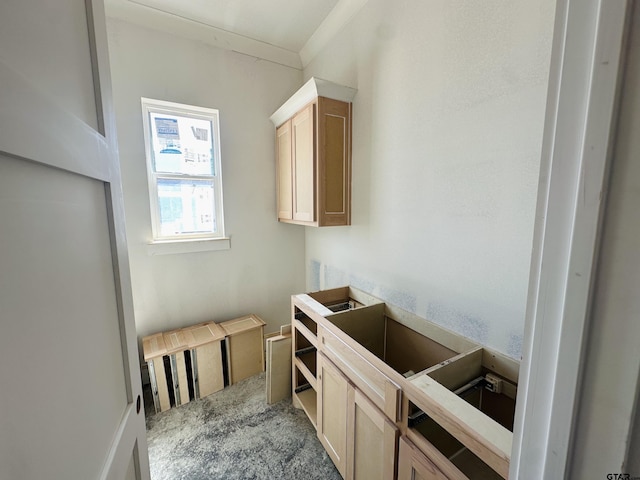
left=136, top=394, right=141, bottom=414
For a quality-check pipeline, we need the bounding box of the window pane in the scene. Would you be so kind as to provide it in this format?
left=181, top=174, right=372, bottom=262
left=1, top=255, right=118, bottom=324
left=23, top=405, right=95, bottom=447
left=150, top=112, right=215, bottom=176
left=157, top=178, right=217, bottom=236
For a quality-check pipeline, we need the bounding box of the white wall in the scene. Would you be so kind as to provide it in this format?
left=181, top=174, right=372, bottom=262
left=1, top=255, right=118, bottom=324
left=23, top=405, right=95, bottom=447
left=106, top=18, right=305, bottom=339
left=303, top=0, right=556, bottom=358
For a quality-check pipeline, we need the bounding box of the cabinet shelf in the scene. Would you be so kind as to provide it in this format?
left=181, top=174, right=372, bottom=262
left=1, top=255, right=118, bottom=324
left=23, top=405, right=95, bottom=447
left=295, top=387, right=317, bottom=428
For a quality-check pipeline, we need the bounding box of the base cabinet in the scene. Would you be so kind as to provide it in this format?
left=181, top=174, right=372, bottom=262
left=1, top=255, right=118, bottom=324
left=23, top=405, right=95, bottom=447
left=292, top=286, right=520, bottom=480
left=318, top=352, right=399, bottom=480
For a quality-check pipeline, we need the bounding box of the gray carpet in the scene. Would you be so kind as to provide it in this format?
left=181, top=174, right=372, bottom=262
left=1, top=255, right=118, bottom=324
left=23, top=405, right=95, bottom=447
left=145, top=373, right=342, bottom=480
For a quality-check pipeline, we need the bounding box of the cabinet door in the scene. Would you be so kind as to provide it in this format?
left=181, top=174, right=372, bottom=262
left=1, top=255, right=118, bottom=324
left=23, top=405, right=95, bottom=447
left=276, top=119, right=293, bottom=220
left=398, top=436, right=451, bottom=480
left=292, top=102, right=316, bottom=222
left=317, top=97, right=351, bottom=226
left=318, top=353, right=352, bottom=477
left=348, top=389, right=398, bottom=480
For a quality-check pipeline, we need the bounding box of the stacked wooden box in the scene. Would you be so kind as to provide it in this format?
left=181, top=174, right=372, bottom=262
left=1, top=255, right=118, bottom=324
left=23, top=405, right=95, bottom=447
left=142, top=314, right=266, bottom=413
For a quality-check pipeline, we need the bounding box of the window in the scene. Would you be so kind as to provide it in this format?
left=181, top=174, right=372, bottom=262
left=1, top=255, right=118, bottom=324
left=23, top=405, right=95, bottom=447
left=141, top=98, right=225, bottom=243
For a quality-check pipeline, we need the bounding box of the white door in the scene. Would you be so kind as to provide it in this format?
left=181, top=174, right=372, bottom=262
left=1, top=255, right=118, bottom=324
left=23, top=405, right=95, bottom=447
left=0, top=1, right=150, bottom=479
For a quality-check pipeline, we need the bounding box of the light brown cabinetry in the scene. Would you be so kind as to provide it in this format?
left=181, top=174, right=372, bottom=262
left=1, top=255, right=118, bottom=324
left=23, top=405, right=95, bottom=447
left=290, top=286, right=521, bottom=480
left=318, top=353, right=351, bottom=477
left=271, top=77, right=354, bottom=227
left=317, top=352, right=399, bottom=480
left=142, top=315, right=265, bottom=414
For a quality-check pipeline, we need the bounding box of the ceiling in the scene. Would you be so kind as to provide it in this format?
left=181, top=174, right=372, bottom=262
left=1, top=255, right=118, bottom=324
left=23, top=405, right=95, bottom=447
left=124, top=0, right=339, bottom=52
left=104, top=0, right=366, bottom=69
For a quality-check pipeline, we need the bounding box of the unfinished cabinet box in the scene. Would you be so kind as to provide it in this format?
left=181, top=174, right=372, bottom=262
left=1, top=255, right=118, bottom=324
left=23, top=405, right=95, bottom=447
left=291, top=285, right=520, bottom=480
left=142, top=332, right=171, bottom=413
left=291, top=286, right=382, bottom=428
left=220, top=314, right=266, bottom=384
left=182, top=322, right=225, bottom=399
left=317, top=350, right=399, bottom=480
left=271, top=77, right=355, bottom=227
left=403, top=348, right=518, bottom=479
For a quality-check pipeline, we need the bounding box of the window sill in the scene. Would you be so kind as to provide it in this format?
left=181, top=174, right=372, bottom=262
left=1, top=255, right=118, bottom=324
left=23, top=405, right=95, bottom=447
left=146, top=237, right=230, bottom=256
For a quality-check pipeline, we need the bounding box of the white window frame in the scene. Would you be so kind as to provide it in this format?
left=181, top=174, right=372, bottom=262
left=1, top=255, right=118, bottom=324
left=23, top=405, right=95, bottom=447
left=141, top=98, right=226, bottom=245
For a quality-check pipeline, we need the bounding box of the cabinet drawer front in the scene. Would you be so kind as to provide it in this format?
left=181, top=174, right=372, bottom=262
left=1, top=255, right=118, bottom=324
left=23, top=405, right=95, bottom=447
left=319, top=324, right=401, bottom=422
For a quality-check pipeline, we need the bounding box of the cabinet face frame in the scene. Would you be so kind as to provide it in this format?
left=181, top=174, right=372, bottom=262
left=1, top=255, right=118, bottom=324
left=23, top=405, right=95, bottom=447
left=276, top=119, right=293, bottom=220
left=292, top=102, right=316, bottom=222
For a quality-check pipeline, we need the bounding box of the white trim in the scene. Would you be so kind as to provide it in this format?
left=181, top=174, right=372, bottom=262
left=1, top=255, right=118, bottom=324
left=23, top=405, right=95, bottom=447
left=146, top=237, right=230, bottom=256
left=511, top=0, right=631, bottom=478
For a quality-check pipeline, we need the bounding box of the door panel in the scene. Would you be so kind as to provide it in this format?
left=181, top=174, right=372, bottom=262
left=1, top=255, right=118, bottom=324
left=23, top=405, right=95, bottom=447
left=0, top=0, right=99, bottom=130
left=350, top=390, right=398, bottom=480
left=0, top=1, right=148, bottom=479
left=318, top=353, right=351, bottom=477
left=0, top=158, right=129, bottom=480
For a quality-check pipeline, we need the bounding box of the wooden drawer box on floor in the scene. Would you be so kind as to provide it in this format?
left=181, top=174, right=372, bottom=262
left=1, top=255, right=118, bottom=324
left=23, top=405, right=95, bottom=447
left=142, top=322, right=227, bottom=413
left=182, top=322, right=226, bottom=399
left=220, top=314, right=267, bottom=385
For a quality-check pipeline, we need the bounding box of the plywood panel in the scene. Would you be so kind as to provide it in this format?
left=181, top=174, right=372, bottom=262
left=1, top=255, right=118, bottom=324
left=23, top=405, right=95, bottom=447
left=266, top=334, right=292, bottom=404
left=195, top=341, right=224, bottom=398
left=385, top=319, right=456, bottom=377
left=326, top=303, right=386, bottom=358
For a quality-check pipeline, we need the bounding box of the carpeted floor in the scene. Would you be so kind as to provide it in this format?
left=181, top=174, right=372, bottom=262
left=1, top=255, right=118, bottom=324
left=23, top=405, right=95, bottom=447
left=145, top=373, right=342, bottom=480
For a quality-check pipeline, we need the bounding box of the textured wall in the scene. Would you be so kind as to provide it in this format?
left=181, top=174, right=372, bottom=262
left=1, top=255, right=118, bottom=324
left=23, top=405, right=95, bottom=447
left=303, top=0, right=556, bottom=358
left=106, top=18, right=305, bottom=340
